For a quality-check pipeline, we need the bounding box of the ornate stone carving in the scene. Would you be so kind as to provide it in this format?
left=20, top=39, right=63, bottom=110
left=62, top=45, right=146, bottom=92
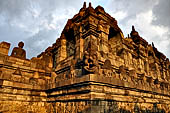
left=101, top=59, right=115, bottom=77
left=68, top=59, right=76, bottom=78
left=13, top=67, right=22, bottom=75
left=29, top=77, right=38, bottom=85
left=97, top=20, right=110, bottom=34
left=102, top=69, right=115, bottom=77
left=145, top=75, right=154, bottom=88
left=51, top=72, right=57, bottom=83
left=83, top=51, right=99, bottom=74
left=102, top=59, right=112, bottom=70
left=118, top=66, right=129, bottom=81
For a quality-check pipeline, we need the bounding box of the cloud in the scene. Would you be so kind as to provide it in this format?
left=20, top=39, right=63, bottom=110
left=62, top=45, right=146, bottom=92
left=0, top=0, right=82, bottom=58
left=124, top=10, right=169, bottom=55
left=151, top=0, right=170, bottom=57
left=106, top=0, right=159, bottom=17
left=25, top=29, right=58, bottom=58
left=152, top=0, right=170, bottom=27
left=24, top=7, right=77, bottom=58
left=105, top=0, right=159, bottom=33
left=0, top=0, right=170, bottom=59
left=104, top=0, right=170, bottom=58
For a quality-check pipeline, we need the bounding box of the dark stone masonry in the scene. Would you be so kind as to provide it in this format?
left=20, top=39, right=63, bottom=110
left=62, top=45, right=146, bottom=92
left=0, top=2, right=170, bottom=113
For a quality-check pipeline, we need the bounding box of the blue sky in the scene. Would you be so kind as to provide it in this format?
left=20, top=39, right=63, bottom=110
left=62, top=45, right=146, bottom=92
left=0, top=0, right=170, bottom=59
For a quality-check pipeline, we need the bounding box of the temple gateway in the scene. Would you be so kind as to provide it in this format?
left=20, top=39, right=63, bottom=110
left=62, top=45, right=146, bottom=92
left=0, top=2, right=170, bottom=113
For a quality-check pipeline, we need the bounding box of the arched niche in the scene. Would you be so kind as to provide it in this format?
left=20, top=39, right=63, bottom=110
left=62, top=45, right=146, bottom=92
left=108, top=26, right=123, bottom=54
left=64, top=28, right=76, bottom=57
left=108, top=27, right=118, bottom=40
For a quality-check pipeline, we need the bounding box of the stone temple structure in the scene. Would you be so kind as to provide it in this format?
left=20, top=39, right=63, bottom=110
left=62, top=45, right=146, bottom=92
left=0, top=2, right=170, bottom=113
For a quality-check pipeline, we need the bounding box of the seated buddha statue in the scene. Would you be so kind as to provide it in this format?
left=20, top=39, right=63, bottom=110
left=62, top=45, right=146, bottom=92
left=11, top=41, right=26, bottom=59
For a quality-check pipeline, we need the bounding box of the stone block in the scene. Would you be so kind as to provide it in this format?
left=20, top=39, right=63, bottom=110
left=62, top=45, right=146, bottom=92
left=0, top=41, right=10, bottom=55
left=3, top=80, right=13, bottom=86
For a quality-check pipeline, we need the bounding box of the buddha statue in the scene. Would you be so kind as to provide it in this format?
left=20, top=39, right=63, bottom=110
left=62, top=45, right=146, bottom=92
left=11, top=41, right=26, bottom=59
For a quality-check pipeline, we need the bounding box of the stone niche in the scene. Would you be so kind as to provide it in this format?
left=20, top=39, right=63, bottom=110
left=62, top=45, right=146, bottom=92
left=0, top=41, right=10, bottom=55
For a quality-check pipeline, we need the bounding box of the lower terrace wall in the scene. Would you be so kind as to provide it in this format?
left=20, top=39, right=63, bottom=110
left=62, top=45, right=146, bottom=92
left=0, top=101, right=49, bottom=113
left=0, top=49, right=170, bottom=112
left=45, top=74, right=170, bottom=113
left=0, top=101, right=168, bottom=113
left=48, top=101, right=167, bottom=113
left=0, top=53, right=50, bottom=113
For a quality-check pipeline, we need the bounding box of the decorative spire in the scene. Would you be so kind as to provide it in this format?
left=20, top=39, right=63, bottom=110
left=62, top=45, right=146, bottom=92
left=89, top=2, right=92, bottom=8
left=130, top=25, right=139, bottom=38
left=152, top=42, right=155, bottom=47
left=79, top=2, right=86, bottom=13
left=83, top=2, right=86, bottom=9
left=132, top=25, right=135, bottom=31
left=61, top=33, right=66, bottom=39
left=86, top=2, right=95, bottom=13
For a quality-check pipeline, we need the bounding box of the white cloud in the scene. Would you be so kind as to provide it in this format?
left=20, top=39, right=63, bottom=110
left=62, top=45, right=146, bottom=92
left=124, top=10, right=169, bottom=57
left=109, top=11, right=127, bottom=21
left=0, top=0, right=170, bottom=59
left=0, top=0, right=81, bottom=58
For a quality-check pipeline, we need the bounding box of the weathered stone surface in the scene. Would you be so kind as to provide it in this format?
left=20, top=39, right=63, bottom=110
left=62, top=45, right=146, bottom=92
left=0, top=2, right=170, bottom=113
left=0, top=41, right=10, bottom=55
left=13, top=67, right=22, bottom=75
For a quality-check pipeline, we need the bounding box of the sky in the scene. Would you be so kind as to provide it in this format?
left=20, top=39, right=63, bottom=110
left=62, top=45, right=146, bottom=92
left=0, top=0, right=170, bottom=59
